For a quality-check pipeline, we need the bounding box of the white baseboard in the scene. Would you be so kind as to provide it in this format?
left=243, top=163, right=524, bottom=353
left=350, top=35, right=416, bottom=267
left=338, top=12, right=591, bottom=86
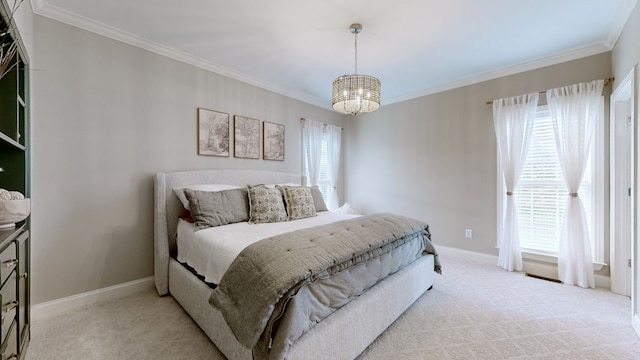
left=437, top=245, right=499, bottom=265
left=31, top=276, right=154, bottom=322
left=633, top=313, right=640, bottom=338
left=437, top=245, right=610, bottom=289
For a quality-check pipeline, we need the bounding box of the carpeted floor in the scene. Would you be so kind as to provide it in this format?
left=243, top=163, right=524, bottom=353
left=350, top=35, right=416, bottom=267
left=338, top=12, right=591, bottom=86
left=25, top=254, right=640, bottom=359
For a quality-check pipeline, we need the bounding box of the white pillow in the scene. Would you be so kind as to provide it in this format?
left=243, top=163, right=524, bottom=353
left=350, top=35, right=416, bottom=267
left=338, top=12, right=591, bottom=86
left=264, top=183, right=300, bottom=188
left=334, top=202, right=360, bottom=215
left=173, top=184, right=240, bottom=209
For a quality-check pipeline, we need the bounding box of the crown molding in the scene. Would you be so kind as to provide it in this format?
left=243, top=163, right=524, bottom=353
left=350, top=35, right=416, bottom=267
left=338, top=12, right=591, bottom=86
left=604, top=0, right=638, bottom=48
left=31, top=0, right=329, bottom=109
left=382, top=42, right=612, bottom=105
left=32, top=0, right=628, bottom=111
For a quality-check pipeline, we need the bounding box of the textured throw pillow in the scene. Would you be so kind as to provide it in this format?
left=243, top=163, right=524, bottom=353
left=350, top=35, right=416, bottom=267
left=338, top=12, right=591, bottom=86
left=184, top=188, right=249, bottom=230
left=310, top=185, right=329, bottom=212
left=247, top=185, right=288, bottom=224
left=278, top=185, right=317, bottom=220
left=173, top=184, right=240, bottom=209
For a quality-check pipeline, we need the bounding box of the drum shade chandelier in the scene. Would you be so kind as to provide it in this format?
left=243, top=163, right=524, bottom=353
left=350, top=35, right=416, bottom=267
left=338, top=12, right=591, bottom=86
left=332, top=23, right=381, bottom=115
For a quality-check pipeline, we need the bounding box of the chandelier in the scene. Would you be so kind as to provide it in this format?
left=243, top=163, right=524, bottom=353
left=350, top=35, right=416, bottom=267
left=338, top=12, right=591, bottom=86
left=332, top=24, right=381, bottom=115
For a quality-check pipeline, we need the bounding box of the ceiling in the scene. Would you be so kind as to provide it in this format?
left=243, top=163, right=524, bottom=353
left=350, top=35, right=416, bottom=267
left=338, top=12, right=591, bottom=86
left=32, top=0, right=637, bottom=110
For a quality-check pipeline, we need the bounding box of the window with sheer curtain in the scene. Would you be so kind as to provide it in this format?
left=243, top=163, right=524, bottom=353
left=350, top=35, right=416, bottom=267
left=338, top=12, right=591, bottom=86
left=302, top=119, right=341, bottom=209
left=303, top=138, right=331, bottom=203
left=498, top=105, right=603, bottom=262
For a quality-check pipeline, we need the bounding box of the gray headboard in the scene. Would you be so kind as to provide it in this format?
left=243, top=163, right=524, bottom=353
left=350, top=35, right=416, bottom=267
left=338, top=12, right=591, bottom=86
left=154, top=169, right=301, bottom=295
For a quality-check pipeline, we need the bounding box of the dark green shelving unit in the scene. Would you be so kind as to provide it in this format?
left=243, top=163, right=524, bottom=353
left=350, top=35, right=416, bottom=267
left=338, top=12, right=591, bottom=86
left=0, top=0, right=29, bottom=358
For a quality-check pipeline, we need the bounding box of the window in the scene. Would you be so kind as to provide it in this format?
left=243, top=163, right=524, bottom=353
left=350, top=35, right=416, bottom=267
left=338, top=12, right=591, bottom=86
left=497, top=105, right=604, bottom=263
left=302, top=119, right=342, bottom=210
left=303, top=137, right=331, bottom=204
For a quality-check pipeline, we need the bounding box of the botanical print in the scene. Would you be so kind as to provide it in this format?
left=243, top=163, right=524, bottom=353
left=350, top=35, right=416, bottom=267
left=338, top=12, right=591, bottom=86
left=198, top=108, right=229, bottom=157
left=263, top=121, right=285, bottom=161
left=234, top=115, right=260, bottom=159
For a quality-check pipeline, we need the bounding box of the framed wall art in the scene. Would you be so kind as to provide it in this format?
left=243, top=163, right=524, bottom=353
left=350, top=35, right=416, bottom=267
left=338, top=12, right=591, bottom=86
left=234, top=115, right=260, bottom=159
left=263, top=121, right=285, bottom=161
left=198, top=108, right=230, bottom=157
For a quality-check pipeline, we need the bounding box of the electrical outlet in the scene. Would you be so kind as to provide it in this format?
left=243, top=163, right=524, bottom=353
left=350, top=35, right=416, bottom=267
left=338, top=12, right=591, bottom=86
left=465, top=229, right=473, bottom=238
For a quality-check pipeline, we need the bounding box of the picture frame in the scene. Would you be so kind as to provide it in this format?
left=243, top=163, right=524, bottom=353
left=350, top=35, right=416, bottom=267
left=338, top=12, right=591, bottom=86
left=263, top=121, right=285, bottom=161
left=234, top=115, right=260, bottom=159
left=197, top=108, right=230, bottom=157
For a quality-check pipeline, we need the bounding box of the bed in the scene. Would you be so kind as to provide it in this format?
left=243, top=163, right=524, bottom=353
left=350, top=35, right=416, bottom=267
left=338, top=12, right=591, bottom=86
left=154, top=169, right=438, bottom=359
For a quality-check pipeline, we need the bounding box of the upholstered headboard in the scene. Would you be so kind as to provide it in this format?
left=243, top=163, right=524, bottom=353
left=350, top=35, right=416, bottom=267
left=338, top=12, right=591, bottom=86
left=154, top=169, right=301, bottom=295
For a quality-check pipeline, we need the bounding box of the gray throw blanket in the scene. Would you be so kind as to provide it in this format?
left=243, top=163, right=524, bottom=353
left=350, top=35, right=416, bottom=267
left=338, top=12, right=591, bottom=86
left=209, top=213, right=441, bottom=354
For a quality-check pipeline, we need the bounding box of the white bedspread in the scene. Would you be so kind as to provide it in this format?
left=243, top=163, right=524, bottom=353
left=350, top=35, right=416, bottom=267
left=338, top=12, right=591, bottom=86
left=176, top=211, right=359, bottom=284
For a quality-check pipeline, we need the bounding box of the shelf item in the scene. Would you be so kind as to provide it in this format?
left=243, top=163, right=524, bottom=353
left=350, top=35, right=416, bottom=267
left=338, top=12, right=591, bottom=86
left=0, top=199, right=29, bottom=228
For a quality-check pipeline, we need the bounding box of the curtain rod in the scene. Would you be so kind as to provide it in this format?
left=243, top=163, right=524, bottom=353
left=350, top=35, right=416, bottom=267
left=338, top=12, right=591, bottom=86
left=484, top=77, right=615, bottom=106
left=300, top=117, right=343, bottom=131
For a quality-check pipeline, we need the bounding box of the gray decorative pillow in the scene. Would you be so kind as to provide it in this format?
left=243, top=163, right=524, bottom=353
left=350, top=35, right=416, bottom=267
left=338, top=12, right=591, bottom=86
left=279, top=185, right=317, bottom=220
left=173, top=184, right=240, bottom=209
left=247, top=185, right=288, bottom=224
left=310, top=185, right=329, bottom=212
left=184, top=188, right=249, bottom=230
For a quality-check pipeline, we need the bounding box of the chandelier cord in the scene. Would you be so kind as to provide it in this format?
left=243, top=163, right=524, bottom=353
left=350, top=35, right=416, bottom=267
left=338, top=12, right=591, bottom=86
left=354, top=30, right=358, bottom=75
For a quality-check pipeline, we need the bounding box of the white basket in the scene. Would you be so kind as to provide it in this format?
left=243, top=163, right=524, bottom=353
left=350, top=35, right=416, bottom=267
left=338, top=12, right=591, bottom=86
left=0, top=199, right=30, bottom=228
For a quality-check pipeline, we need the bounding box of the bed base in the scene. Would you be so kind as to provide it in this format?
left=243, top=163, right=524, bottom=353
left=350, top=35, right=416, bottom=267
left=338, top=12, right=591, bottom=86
left=169, top=255, right=434, bottom=360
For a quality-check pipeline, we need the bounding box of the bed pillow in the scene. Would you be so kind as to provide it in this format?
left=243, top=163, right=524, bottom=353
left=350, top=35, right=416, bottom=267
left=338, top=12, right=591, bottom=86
left=173, top=184, right=240, bottom=209
left=178, top=208, right=194, bottom=223
left=278, top=185, right=317, bottom=220
left=247, top=184, right=288, bottom=224
left=184, top=188, right=249, bottom=230
left=265, top=183, right=300, bottom=188
left=310, top=185, right=329, bottom=212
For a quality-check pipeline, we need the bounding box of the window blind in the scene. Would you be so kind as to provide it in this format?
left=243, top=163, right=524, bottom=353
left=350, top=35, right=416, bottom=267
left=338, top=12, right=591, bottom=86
left=317, top=139, right=331, bottom=202
left=515, top=107, right=593, bottom=255
left=303, top=135, right=331, bottom=203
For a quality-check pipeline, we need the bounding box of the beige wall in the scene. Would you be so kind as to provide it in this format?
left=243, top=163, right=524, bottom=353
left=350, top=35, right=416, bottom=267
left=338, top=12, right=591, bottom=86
left=31, top=16, right=344, bottom=304
left=612, top=3, right=640, bottom=87
left=611, top=0, right=640, bottom=328
left=344, top=53, right=612, bottom=257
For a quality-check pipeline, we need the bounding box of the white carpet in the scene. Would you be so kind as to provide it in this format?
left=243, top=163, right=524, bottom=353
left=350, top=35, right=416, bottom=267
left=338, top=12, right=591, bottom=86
left=358, top=255, right=639, bottom=359
left=26, top=253, right=640, bottom=359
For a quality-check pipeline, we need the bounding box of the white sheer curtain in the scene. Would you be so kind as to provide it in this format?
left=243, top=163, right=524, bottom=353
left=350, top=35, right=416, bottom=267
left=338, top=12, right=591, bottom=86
left=302, top=119, right=324, bottom=187
left=493, top=92, right=539, bottom=272
left=547, top=79, right=603, bottom=288
left=325, top=124, right=341, bottom=210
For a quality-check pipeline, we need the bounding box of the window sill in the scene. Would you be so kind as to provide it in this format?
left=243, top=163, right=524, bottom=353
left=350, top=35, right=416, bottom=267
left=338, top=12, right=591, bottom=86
left=521, top=249, right=607, bottom=271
